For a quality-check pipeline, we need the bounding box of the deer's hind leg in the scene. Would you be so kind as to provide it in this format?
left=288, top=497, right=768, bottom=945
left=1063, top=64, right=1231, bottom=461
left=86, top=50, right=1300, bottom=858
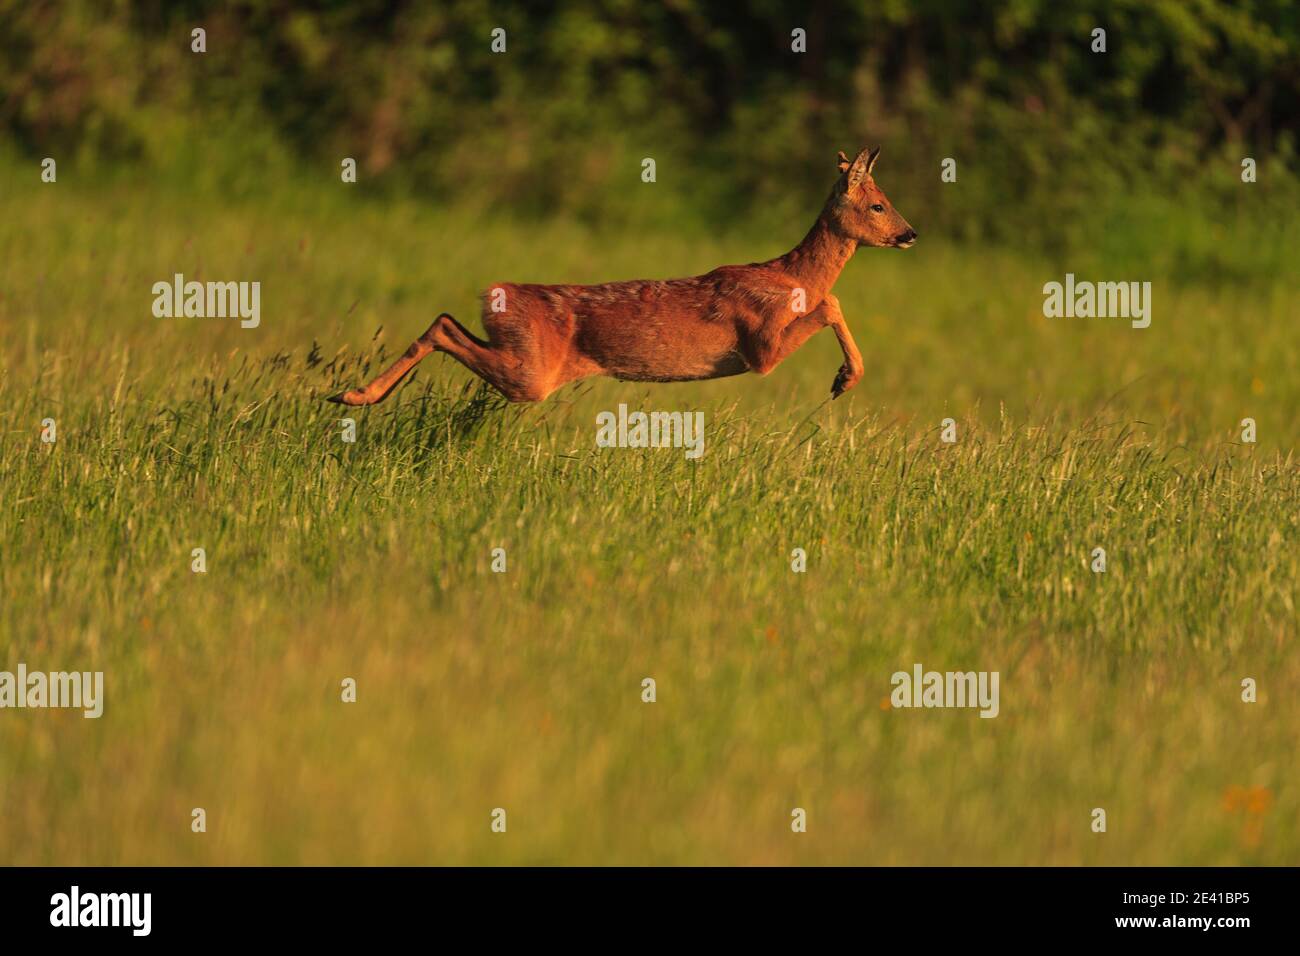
left=428, top=311, right=560, bottom=402
left=327, top=316, right=444, bottom=406
left=329, top=306, right=572, bottom=406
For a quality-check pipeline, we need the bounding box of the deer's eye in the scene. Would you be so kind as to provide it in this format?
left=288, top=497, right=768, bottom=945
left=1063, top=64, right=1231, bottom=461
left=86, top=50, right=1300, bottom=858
left=870, top=203, right=885, bottom=213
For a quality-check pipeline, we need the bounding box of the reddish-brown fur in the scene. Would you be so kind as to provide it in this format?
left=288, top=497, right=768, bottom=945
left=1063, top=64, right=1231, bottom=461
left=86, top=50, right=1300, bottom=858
left=327, top=146, right=915, bottom=406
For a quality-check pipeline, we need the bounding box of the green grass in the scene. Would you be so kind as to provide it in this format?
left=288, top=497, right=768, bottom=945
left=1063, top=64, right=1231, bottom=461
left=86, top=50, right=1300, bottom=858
left=0, top=162, right=1296, bottom=865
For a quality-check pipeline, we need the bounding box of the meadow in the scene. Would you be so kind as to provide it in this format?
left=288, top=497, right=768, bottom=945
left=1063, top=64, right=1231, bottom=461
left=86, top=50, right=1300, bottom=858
left=0, top=159, right=1296, bottom=865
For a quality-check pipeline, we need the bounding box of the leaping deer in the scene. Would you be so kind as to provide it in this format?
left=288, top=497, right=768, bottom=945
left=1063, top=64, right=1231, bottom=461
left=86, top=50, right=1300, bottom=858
left=328, top=146, right=916, bottom=407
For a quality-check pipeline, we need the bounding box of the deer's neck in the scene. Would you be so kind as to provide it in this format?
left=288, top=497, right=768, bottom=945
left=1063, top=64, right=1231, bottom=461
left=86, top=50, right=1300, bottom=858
left=775, top=216, right=857, bottom=302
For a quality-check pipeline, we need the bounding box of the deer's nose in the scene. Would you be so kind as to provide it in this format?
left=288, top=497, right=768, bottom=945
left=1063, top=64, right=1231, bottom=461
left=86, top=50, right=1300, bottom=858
left=898, top=229, right=917, bottom=243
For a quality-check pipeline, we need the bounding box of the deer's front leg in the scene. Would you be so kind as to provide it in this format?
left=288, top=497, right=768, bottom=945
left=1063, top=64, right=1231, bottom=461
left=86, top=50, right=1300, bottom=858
left=797, top=294, right=863, bottom=398
left=743, top=294, right=864, bottom=397
left=744, top=294, right=840, bottom=374
left=826, top=304, right=864, bottom=399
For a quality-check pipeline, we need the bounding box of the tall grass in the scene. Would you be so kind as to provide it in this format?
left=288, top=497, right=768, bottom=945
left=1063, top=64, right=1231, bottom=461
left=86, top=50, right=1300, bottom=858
left=0, top=160, right=1296, bottom=864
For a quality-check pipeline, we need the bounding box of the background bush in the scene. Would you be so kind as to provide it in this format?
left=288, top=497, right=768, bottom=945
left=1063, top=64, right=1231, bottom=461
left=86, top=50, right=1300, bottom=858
left=3, top=0, right=1298, bottom=263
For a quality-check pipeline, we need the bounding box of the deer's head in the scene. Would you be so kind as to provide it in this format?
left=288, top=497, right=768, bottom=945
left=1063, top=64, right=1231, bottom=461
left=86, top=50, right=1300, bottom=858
left=828, top=147, right=917, bottom=249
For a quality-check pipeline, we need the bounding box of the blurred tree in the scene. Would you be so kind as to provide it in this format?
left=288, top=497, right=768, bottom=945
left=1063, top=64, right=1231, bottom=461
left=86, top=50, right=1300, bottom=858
left=1, top=0, right=1297, bottom=246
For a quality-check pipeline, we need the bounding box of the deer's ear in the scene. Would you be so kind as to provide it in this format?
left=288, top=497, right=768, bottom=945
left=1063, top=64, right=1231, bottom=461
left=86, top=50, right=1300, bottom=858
left=866, top=146, right=881, bottom=176
left=836, top=150, right=852, bottom=174
left=845, top=146, right=880, bottom=191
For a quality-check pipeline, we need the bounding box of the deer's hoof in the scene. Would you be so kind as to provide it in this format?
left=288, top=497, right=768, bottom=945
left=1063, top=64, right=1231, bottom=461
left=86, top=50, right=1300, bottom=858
left=831, top=366, right=861, bottom=399
left=326, top=389, right=365, bottom=405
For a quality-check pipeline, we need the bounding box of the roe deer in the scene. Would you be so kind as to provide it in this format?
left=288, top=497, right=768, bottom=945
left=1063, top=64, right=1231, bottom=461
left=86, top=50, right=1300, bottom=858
left=327, top=146, right=915, bottom=406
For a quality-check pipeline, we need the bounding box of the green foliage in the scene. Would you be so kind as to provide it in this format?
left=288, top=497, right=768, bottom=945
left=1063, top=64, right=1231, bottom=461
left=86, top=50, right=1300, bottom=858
left=2, top=0, right=1298, bottom=252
